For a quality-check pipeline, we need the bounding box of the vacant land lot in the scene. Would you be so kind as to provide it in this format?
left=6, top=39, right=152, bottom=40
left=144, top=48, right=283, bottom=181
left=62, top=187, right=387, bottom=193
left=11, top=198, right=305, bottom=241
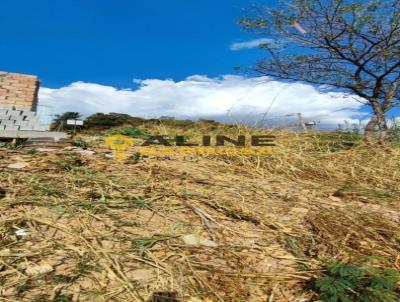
left=0, top=126, right=399, bottom=301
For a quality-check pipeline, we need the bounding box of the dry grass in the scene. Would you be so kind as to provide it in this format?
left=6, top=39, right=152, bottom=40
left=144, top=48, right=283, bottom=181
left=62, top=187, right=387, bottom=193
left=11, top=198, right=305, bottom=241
left=0, top=125, right=399, bottom=302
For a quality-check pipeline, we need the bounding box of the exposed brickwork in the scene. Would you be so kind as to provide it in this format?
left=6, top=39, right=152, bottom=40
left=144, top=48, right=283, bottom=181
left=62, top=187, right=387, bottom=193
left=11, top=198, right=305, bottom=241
left=0, top=71, right=40, bottom=111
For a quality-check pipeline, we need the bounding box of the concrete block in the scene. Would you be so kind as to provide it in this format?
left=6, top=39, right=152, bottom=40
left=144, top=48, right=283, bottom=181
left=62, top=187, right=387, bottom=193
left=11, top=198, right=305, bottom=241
left=20, top=125, right=34, bottom=131
left=0, top=114, right=10, bottom=120
left=18, top=107, right=32, bottom=112
left=15, top=120, right=33, bottom=127
left=0, top=104, right=14, bottom=110
left=1, top=120, right=14, bottom=126
left=10, top=114, right=24, bottom=121
left=23, top=112, right=36, bottom=120
left=4, top=125, right=20, bottom=131
left=20, top=121, right=36, bottom=129
left=0, top=130, right=68, bottom=139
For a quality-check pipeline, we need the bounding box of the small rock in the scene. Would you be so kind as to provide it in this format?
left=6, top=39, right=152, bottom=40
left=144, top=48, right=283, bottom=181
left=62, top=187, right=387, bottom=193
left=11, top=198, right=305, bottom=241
left=101, top=240, right=114, bottom=249
left=63, top=146, right=78, bottom=151
left=328, top=194, right=342, bottom=202
left=199, top=238, right=218, bottom=247
left=36, top=148, right=57, bottom=152
left=14, top=228, right=28, bottom=237
left=26, top=263, right=53, bottom=276
left=78, top=150, right=95, bottom=156
left=181, top=234, right=218, bottom=247
left=290, top=207, right=309, bottom=214
left=125, top=269, right=155, bottom=281
left=182, top=234, right=199, bottom=246
left=7, top=162, right=28, bottom=169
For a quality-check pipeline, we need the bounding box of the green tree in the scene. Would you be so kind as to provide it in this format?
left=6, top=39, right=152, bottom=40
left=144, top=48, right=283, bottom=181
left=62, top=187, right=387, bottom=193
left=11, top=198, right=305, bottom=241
left=84, top=112, right=143, bottom=129
left=240, top=0, right=400, bottom=143
left=53, top=112, right=82, bottom=129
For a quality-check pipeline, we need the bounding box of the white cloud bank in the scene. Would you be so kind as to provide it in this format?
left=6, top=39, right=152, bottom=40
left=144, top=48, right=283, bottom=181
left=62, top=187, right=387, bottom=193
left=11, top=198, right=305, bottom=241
left=39, top=75, right=369, bottom=129
left=229, top=38, right=273, bottom=50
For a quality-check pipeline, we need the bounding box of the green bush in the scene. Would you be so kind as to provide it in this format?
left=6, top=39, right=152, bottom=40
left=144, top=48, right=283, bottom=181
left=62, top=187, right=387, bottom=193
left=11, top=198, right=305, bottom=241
left=389, top=126, right=400, bottom=145
left=0, top=141, right=22, bottom=150
left=84, top=113, right=144, bottom=129
left=52, top=112, right=82, bottom=130
left=73, top=140, right=90, bottom=149
left=311, top=262, right=400, bottom=302
left=105, top=127, right=148, bottom=138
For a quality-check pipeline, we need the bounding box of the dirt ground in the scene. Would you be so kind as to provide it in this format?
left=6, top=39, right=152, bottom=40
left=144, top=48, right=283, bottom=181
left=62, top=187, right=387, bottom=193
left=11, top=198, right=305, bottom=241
left=0, top=136, right=399, bottom=301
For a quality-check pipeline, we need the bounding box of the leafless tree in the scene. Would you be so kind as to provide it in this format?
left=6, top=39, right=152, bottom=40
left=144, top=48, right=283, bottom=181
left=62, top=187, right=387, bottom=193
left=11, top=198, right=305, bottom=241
left=240, top=0, right=400, bottom=143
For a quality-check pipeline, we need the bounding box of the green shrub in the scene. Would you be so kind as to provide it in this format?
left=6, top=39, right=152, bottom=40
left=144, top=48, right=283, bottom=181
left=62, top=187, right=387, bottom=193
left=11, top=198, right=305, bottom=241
left=129, top=152, right=146, bottom=161
left=73, top=140, right=90, bottom=148
left=389, top=126, right=400, bottom=145
left=52, top=112, right=82, bottom=130
left=311, top=262, right=400, bottom=302
left=105, top=127, right=148, bottom=138
left=0, top=141, right=22, bottom=150
left=84, top=113, right=144, bottom=129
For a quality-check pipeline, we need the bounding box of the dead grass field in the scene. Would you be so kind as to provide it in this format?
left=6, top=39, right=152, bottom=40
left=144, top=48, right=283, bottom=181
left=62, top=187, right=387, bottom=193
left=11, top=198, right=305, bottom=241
left=0, top=125, right=399, bottom=301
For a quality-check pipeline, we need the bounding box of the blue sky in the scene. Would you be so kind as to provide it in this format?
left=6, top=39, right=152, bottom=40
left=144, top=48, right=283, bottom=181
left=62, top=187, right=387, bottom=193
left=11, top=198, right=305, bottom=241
left=0, top=0, right=263, bottom=88
left=2, top=0, right=395, bottom=127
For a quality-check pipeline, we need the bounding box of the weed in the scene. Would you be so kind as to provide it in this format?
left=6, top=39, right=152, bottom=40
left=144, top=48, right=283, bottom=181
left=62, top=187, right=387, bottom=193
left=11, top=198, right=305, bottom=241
left=67, top=199, right=108, bottom=214
left=73, top=139, right=90, bottom=149
left=105, top=127, right=148, bottom=138
left=130, top=151, right=145, bottom=161
left=314, top=131, right=361, bottom=151
left=0, top=142, right=22, bottom=150
left=123, top=195, right=153, bottom=209
left=32, top=183, right=65, bottom=198
left=311, top=262, right=400, bottom=302
left=389, top=126, right=400, bottom=146
left=74, top=254, right=99, bottom=275
left=27, top=148, right=38, bottom=154
left=85, top=190, right=104, bottom=201
left=131, top=235, right=175, bottom=256
left=56, top=155, right=87, bottom=172
left=53, top=295, right=72, bottom=302
left=16, top=281, right=32, bottom=294
left=335, top=182, right=398, bottom=200
left=51, top=275, right=72, bottom=284
left=32, top=295, right=48, bottom=302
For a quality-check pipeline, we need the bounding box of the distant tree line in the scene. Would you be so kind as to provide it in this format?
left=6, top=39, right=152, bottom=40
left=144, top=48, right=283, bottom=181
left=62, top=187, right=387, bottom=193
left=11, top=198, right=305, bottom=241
left=52, top=112, right=219, bottom=130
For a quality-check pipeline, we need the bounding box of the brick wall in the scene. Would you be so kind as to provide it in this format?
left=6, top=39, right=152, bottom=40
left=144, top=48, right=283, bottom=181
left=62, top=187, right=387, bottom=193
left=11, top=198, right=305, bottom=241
left=0, top=71, right=40, bottom=111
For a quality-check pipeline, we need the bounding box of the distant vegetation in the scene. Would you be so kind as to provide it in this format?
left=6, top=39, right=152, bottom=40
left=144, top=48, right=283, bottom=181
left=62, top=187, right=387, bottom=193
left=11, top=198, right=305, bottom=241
left=52, top=111, right=400, bottom=149
left=52, top=112, right=217, bottom=131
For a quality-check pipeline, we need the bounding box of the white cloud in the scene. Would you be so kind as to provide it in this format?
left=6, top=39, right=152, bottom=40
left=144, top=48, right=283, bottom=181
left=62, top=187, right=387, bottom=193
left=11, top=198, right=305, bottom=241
left=229, top=38, right=273, bottom=50
left=39, top=75, right=369, bottom=129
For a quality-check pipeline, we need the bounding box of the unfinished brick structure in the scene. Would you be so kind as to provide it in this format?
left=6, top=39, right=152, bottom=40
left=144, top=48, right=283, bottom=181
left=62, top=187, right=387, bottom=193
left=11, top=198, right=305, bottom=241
left=0, top=71, right=40, bottom=111
left=0, top=71, right=53, bottom=132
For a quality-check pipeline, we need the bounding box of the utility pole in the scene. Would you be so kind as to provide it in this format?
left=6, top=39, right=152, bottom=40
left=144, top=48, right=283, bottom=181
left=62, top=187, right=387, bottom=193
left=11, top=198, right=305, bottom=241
left=297, top=113, right=307, bottom=132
